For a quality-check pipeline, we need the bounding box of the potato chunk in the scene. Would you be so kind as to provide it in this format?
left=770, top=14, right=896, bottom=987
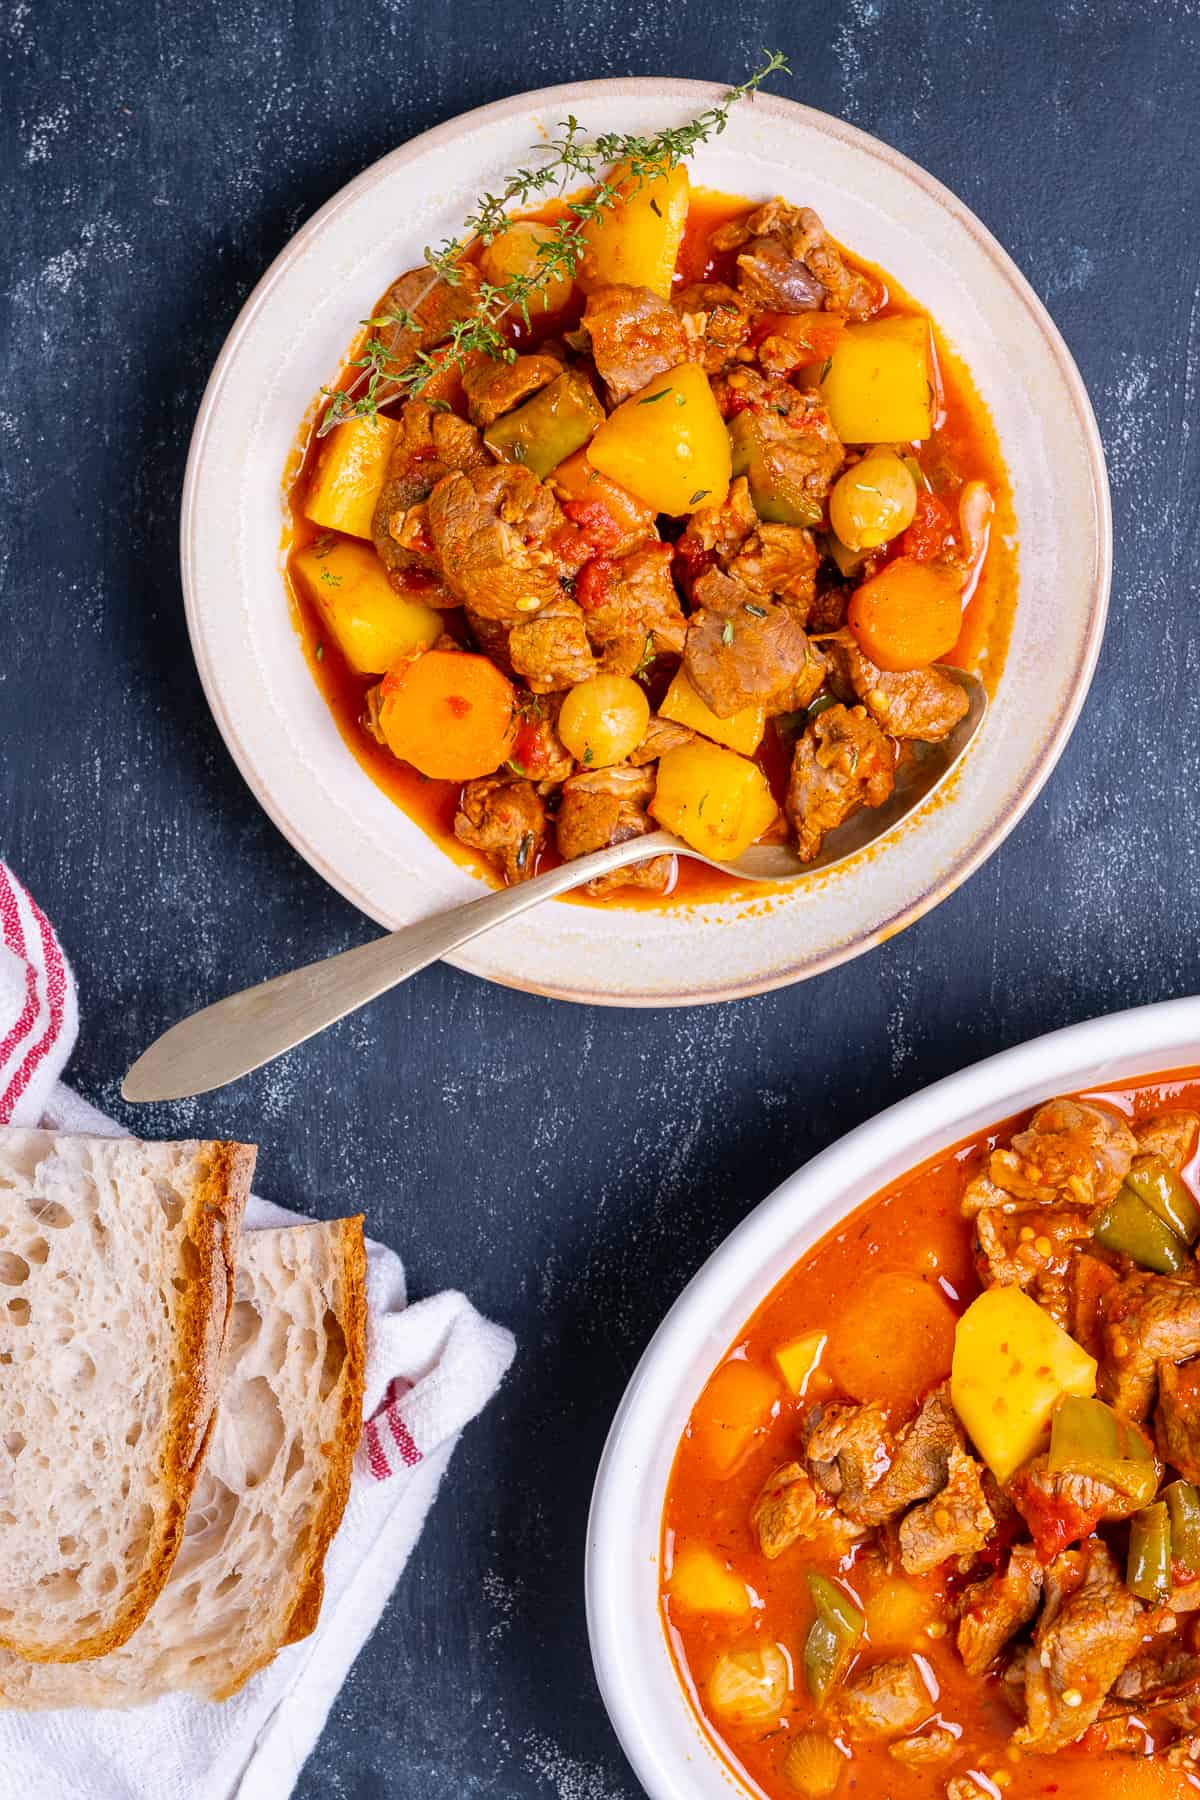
left=578, top=158, right=689, bottom=299
left=304, top=414, right=398, bottom=539
left=651, top=741, right=778, bottom=863
left=659, top=667, right=766, bottom=755
left=950, top=1287, right=1097, bottom=1483
left=586, top=363, right=731, bottom=518
left=292, top=536, right=441, bottom=674
left=668, top=1544, right=751, bottom=1619
left=821, top=316, right=934, bottom=444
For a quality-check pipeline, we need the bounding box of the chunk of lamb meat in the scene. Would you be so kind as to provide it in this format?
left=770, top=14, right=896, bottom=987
left=554, top=765, right=673, bottom=897
left=726, top=523, right=819, bottom=620
left=957, top=1546, right=1044, bottom=1676
left=1069, top=1253, right=1120, bottom=1362
left=454, top=776, right=546, bottom=884
left=711, top=200, right=878, bottom=319
left=899, top=1446, right=995, bottom=1576
left=629, top=715, right=696, bottom=767
left=830, top=637, right=970, bottom=742
left=887, top=1727, right=958, bottom=1767
left=750, top=1461, right=864, bottom=1559
left=370, top=261, right=482, bottom=374
left=803, top=1400, right=895, bottom=1521
left=1157, top=1357, right=1200, bottom=1483
left=672, top=477, right=759, bottom=599
left=972, top=1204, right=1094, bottom=1331
left=1099, top=1272, right=1200, bottom=1421
left=508, top=597, right=596, bottom=693
left=372, top=400, right=488, bottom=597
left=1136, top=1110, right=1200, bottom=1169
left=1007, top=1450, right=1154, bottom=1561
left=685, top=568, right=825, bottom=718
left=576, top=541, right=686, bottom=676
left=990, top=1097, right=1137, bottom=1207
left=859, top=1384, right=965, bottom=1528
left=1013, top=1539, right=1143, bottom=1754
left=714, top=367, right=845, bottom=514
left=672, top=281, right=753, bottom=372
left=838, top=1658, right=935, bottom=1738
left=581, top=284, right=688, bottom=407
left=508, top=696, right=574, bottom=785
left=786, top=704, right=896, bottom=864
left=462, top=352, right=563, bottom=429
left=426, top=464, right=584, bottom=624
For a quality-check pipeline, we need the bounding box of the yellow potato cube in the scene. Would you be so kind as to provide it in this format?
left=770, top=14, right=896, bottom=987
left=950, top=1287, right=1097, bottom=1484
left=303, top=413, right=398, bottom=540
left=864, top=1577, right=938, bottom=1651
left=772, top=1330, right=828, bottom=1398
left=578, top=159, right=689, bottom=299
left=668, top=1544, right=751, bottom=1619
left=292, top=536, right=441, bottom=675
left=651, top=741, right=778, bottom=863
left=659, top=668, right=765, bottom=755
left=586, top=363, right=731, bottom=519
left=821, top=315, right=934, bottom=445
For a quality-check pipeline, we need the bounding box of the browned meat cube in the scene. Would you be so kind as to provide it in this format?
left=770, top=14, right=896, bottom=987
left=726, top=523, right=819, bottom=619
left=462, top=352, right=563, bottom=428
left=1014, top=1539, right=1143, bottom=1754
left=673, top=281, right=753, bottom=372
left=1157, top=1357, right=1200, bottom=1483
left=785, top=703, right=896, bottom=864
left=837, top=1657, right=935, bottom=1737
left=508, top=599, right=596, bottom=693
left=372, top=262, right=483, bottom=371
left=582, top=284, right=688, bottom=406
left=749, top=1461, right=862, bottom=1559
left=990, top=1097, right=1136, bottom=1207
left=454, top=775, right=546, bottom=884
left=972, top=1204, right=1094, bottom=1331
left=830, top=637, right=970, bottom=742
left=714, top=367, right=845, bottom=512
left=1007, top=1451, right=1151, bottom=1562
left=854, top=1384, right=964, bottom=1528
left=711, top=200, right=878, bottom=319
left=1069, top=1254, right=1120, bottom=1363
left=685, top=569, right=824, bottom=718
left=803, top=1399, right=895, bottom=1522
left=898, top=1446, right=994, bottom=1574
left=577, top=541, right=686, bottom=675
left=628, top=715, right=696, bottom=767
left=887, top=1726, right=958, bottom=1766
left=372, top=400, right=488, bottom=594
left=427, top=464, right=581, bottom=624
left=554, top=765, right=672, bottom=897
left=956, top=1544, right=1044, bottom=1675
left=1099, top=1272, right=1200, bottom=1421
left=1136, top=1111, right=1200, bottom=1169
left=673, top=478, right=759, bottom=600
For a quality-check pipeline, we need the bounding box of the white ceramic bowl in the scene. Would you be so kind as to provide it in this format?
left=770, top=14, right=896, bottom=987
left=586, top=995, right=1200, bottom=1796
left=182, top=79, right=1110, bottom=1005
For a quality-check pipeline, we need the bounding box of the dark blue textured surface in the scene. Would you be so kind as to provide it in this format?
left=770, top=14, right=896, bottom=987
left=3, top=2, right=1199, bottom=1794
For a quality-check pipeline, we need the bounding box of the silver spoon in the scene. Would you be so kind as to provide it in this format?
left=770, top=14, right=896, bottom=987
left=123, top=670, right=985, bottom=1101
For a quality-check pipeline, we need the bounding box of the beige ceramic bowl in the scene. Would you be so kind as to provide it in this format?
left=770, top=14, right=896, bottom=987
left=181, top=79, right=1110, bottom=1005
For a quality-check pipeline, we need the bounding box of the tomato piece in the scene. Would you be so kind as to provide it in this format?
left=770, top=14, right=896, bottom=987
left=898, top=490, right=955, bottom=562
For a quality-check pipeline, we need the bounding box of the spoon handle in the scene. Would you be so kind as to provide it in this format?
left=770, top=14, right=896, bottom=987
left=122, top=831, right=677, bottom=1102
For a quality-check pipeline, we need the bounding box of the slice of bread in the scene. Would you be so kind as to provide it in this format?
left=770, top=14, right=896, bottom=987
left=0, top=1130, right=255, bottom=1664
left=0, top=1215, right=367, bottom=1707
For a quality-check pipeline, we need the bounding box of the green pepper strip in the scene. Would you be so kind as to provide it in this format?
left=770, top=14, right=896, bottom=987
left=483, top=371, right=604, bottom=481
left=727, top=413, right=824, bottom=527
left=803, top=1573, right=864, bottom=1705
left=1047, top=1396, right=1160, bottom=1504
left=1093, top=1187, right=1189, bottom=1275
left=1125, top=1155, right=1200, bottom=1246
left=1166, top=1480, right=1200, bottom=1575
left=1128, top=1501, right=1172, bottom=1601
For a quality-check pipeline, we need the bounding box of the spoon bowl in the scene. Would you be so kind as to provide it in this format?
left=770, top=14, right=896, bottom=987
left=123, top=669, right=985, bottom=1103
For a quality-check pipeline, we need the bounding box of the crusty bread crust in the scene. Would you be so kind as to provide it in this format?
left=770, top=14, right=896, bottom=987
left=3, top=1138, right=255, bottom=1666
left=214, top=1212, right=367, bottom=1698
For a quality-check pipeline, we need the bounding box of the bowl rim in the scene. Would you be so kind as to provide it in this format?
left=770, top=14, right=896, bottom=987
left=585, top=993, right=1200, bottom=1796
left=180, top=78, right=1112, bottom=1007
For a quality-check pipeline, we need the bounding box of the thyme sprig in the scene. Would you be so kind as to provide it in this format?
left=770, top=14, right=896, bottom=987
left=317, top=49, right=789, bottom=436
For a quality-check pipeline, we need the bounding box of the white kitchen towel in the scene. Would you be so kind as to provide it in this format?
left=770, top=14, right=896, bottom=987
left=0, top=862, right=517, bottom=1799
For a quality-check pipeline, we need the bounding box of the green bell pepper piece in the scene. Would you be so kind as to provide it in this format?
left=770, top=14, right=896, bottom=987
left=1093, top=1187, right=1189, bottom=1274
left=1125, top=1154, right=1200, bottom=1246
left=727, top=412, right=824, bottom=527
left=802, top=1572, right=864, bottom=1705
left=1047, top=1396, right=1159, bottom=1504
left=1166, top=1480, right=1200, bottom=1575
left=1128, top=1501, right=1172, bottom=1601
left=483, top=370, right=604, bottom=480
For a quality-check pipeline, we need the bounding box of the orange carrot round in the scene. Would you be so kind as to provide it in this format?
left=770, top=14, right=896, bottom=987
left=847, top=555, right=963, bottom=672
left=378, top=649, right=517, bottom=781
left=825, top=1271, right=957, bottom=1415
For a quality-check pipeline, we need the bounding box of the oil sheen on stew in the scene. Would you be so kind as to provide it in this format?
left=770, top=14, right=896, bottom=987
left=282, top=176, right=1015, bottom=911
left=661, top=1072, right=1200, bottom=1798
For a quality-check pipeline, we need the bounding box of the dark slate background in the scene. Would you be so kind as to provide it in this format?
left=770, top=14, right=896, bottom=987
left=2, top=1, right=1198, bottom=1794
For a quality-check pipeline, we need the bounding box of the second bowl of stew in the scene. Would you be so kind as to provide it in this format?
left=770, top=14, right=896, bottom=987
left=183, top=79, right=1109, bottom=1002
left=588, top=996, right=1200, bottom=1797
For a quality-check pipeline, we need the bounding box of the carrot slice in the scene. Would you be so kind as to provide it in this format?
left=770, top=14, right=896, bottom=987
left=825, top=1271, right=957, bottom=1415
left=847, top=555, right=963, bottom=672
left=377, top=649, right=518, bottom=781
